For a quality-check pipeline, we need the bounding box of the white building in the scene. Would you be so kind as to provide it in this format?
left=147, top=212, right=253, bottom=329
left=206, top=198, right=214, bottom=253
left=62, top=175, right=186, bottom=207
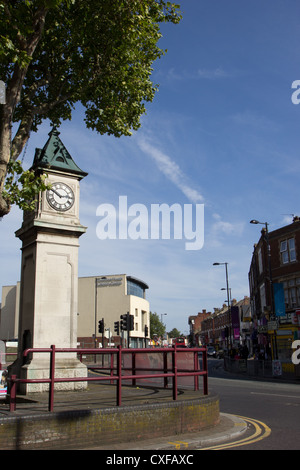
left=77, top=274, right=150, bottom=348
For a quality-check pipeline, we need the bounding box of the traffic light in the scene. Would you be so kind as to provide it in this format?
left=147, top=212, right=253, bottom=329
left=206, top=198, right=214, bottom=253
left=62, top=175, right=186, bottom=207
left=114, top=321, right=120, bottom=335
left=120, top=313, right=134, bottom=332
left=98, top=319, right=104, bottom=334
left=120, top=314, right=128, bottom=331
left=144, top=325, right=149, bottom=337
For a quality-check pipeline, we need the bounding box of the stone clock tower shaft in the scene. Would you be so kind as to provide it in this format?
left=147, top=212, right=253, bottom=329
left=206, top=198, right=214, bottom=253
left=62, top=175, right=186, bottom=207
left=9, top=128, right=88, bottom=393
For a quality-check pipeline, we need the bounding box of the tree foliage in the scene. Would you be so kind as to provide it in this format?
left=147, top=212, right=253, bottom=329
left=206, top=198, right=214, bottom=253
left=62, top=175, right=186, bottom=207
left=0, top=0, right=182, bottom=216
left=2, top=159, right=50, bottom=211
left=167, top=328, right=181, bottom=338
left=150, top=312, right=166, bottom=338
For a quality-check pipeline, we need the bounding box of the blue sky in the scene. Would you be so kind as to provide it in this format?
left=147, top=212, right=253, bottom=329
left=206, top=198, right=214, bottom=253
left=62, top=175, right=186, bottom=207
left=1, top=0, right=300, bottom=334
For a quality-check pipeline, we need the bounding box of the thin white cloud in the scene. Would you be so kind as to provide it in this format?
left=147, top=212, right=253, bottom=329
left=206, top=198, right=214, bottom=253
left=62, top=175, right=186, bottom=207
left=197, top=67, right=232, bottom=79
left=230, top=111, right=279, bottom=131
left=161, top=66, right=233, bottom=82
left=212, top=213, right=237, bottom=235
left=206, top=213, right=245, bottom=248
left=211, top=214, right=245, bottom=237
left=137, top=137, right=204, bottom=204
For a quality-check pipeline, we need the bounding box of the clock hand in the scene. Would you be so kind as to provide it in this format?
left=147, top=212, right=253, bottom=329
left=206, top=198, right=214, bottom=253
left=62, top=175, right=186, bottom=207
left=51, top=188, right=64, bottom=198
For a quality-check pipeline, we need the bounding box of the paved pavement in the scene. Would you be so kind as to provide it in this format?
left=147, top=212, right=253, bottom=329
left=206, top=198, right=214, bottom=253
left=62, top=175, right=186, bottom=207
left=1, top=382, right=209, bottom=415
left=0, top=381, right=248, bottom=450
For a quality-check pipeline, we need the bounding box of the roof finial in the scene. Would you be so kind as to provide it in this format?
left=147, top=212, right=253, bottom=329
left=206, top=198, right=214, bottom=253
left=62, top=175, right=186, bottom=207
left=48, top=124, right=60, bottom=137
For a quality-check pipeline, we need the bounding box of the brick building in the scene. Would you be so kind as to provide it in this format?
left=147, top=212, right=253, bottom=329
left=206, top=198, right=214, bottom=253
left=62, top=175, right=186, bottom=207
left=248, top=216, right=300, bottom=369
left=198, top=297, right=250, bottom=352
left=188, top=310, right=211, bottom=346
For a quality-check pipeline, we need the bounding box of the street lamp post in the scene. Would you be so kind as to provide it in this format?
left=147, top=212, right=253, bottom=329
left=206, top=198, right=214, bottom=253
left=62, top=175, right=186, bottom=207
left=250, top=219, right=278, bottom=359
left=213, top=262, right=232, bottom=349
left=221, top=287, right=232, bottom=305
left=213, top=262, right=231, bottom=313
left=160, top=313, right=167, bottom=345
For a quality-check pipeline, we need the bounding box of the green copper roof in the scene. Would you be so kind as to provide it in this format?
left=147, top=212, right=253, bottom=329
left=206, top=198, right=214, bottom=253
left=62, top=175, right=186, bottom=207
left=31, top=128, right=88, bottom=179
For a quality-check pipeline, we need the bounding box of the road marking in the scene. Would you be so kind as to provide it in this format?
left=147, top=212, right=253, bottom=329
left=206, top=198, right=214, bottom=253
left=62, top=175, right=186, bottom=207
left=168, top=440, right=189, bottom=449
left=168, top=442, right=181, bottom=449
left=200, top=416, right=271, bottom=450
left=251, top=392, right=300, bottom=399
left=176, top=441, right=189, bottom=448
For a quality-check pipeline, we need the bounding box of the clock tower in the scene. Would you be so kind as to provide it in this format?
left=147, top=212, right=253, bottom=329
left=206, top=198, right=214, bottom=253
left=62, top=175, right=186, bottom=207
left=10, top=128, right=88, bottom=393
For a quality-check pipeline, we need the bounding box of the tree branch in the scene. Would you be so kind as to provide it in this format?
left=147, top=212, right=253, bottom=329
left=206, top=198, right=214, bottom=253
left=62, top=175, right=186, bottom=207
left=11, top=89, right=73, bottom=161
left=11, top=112, right=34, bottom=161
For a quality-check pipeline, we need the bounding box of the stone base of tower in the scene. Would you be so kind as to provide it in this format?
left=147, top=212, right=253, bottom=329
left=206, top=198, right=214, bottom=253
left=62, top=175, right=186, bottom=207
left=9, top=357, right=88, bottom=394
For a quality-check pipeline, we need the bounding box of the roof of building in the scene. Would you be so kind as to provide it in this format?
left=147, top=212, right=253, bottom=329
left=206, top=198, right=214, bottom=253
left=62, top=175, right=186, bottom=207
left=269, top=216, right=300, bottom=238
left=126, top=276, right=149, bottom=290
left=31, top=127, right=88, bottom=179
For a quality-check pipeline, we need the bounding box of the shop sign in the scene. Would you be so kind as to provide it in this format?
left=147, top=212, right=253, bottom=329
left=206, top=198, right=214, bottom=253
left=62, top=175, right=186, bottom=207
left=272, top=360, right=282, bottom=377
left=273, top=283, right=286, bottom=317
left=291, top=312, right=300, bottom=325
left=96, top=277, right=123, bottom=288
left=231, top=306, right=240, bottom=339
left=0, top=370, right=7, bottom=399
left=268, top=321, right=278, bottom=332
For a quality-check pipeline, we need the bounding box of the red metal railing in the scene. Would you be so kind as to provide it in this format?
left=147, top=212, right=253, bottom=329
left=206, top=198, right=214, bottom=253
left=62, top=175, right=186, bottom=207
left=8, top=345, right=208, bottom=412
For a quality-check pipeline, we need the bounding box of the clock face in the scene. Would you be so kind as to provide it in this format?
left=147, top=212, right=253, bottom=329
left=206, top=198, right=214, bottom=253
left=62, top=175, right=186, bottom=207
left=46, top=182, right=75, bottom=212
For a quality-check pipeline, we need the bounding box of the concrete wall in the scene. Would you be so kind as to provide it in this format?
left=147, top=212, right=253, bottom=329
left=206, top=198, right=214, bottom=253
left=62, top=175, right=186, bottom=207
left=0, top=394, right=219, bottom=450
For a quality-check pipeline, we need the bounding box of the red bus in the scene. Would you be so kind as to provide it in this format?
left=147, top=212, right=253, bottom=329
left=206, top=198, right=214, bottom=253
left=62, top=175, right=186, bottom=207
left=173, top=337, right=186, bottom=347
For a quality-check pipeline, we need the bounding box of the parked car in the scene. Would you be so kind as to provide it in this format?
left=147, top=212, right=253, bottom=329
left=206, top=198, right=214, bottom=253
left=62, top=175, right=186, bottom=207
left=207, top=346, right=216, bottom=357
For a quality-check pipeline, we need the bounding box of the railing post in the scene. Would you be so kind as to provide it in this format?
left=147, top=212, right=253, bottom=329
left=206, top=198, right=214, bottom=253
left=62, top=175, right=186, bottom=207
left=48, top=345, right=55, bottom=412
left=172, top=346, right=177, bottom=400
left=117, top=345, right=122, bottom=406
left=203, top=348, right=208, bottom=395
left=110, top=353, right=114, bottom=385
left=163, top=351, right=168, bottom=388
left=194, top=351, right=199, bottom=391
left=132, top=352, right=136, bottom=387
left=9, top=375, right=17, bottom=412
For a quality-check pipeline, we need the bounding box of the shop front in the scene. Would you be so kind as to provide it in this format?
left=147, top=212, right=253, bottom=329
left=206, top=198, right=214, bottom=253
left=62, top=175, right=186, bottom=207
left=268, top=322, right=299, bottom=374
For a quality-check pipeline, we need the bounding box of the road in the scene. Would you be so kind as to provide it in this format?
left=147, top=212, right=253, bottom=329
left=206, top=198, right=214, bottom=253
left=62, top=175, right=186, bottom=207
left=207, top=358, right=300, bottom=450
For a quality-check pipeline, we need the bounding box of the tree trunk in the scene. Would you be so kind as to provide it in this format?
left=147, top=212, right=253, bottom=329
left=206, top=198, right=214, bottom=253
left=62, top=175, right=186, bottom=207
left=0, top=105, right=13, bottom=217
left=0, top=6, right=48, bottom=218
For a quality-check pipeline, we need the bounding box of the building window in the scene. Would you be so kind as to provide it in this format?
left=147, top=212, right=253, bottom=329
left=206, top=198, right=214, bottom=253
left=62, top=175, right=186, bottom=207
left=127, top=279, right=145, bottom=299
left=280, top=238, right=296, bottom=264
left=284, top=277, right=300, bottom=309
left=260, top=283, right=266, bottom=310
